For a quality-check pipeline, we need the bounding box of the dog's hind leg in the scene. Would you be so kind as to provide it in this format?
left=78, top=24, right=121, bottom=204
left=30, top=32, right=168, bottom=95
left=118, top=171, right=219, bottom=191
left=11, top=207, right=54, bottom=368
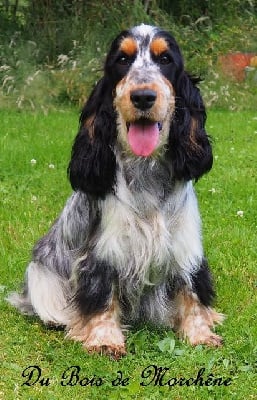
left=7, top=261, right=73, bottom=327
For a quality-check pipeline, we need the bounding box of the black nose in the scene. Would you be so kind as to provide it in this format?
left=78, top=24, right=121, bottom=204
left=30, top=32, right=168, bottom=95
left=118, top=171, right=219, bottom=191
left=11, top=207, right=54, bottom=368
left=130, top=89, right=157, bottom=110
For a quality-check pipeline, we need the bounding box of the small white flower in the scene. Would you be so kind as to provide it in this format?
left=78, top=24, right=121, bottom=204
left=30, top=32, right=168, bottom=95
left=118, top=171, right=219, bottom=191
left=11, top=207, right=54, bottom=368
left=48, top=164, right=55, bottom=169
left=30, top=159, right=37, bottom=165
left=57, top=54, right=69, bottom=65
left=236, top=210, right=244, bottom=217
left=31, top=195, right=37, bottom=202
left=209, top=188, right=216, bottom=194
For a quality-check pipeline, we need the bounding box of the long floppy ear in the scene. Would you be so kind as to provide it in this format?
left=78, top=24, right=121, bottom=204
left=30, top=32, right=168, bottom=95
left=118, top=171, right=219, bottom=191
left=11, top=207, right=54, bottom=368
left=68, top=77, right=117, bottom=198
left=167, top=72, right=213, bottom=181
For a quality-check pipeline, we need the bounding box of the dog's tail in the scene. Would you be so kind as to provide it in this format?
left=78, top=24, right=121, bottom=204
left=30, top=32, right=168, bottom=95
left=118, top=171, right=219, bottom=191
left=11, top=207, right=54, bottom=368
left=7, top=287, right=35, bottom=316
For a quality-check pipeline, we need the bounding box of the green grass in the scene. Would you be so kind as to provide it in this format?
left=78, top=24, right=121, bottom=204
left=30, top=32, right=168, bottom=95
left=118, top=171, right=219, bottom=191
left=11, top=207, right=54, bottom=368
left=0, top=108, right=256, bottom=399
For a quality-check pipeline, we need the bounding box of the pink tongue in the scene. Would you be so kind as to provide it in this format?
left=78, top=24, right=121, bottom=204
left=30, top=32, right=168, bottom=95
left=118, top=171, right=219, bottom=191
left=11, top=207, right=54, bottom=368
left=128, top=122, right=159, bottom=156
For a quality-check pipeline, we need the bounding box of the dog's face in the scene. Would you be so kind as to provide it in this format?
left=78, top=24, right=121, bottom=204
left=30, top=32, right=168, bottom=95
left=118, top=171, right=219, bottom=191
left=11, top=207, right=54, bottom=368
left=102, top=25, right=178, bottom=157
left=69, top=24, right=213, bottom=197
left=106, top=25, right=180, bottom=157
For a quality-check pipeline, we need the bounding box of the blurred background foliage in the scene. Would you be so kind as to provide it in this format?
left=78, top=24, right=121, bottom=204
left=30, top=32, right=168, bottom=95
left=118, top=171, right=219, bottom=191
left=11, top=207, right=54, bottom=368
left=0, top=0, right=256, bottom=110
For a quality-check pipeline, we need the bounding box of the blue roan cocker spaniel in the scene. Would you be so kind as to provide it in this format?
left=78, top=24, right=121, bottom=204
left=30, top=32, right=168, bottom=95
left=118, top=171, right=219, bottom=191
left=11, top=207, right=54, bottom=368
left=8, top=24, right=224, bottom=358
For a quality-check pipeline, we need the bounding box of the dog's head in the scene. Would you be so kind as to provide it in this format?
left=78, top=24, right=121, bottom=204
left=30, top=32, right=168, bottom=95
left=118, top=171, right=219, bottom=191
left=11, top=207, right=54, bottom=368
left=68, top=25, right=213, bottom=197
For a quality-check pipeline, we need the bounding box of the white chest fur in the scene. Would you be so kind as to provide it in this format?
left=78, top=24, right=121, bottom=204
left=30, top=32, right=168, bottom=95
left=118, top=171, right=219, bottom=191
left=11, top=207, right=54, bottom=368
left=95, top=174, right=203, bottom=288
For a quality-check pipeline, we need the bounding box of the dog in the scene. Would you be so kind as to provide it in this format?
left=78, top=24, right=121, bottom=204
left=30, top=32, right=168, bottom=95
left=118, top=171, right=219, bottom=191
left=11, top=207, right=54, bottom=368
left=8, top=24, right=224, bottom=358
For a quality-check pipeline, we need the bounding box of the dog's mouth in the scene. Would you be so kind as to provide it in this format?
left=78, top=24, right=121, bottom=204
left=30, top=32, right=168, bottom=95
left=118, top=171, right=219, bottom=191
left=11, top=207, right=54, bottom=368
left=126, top=118, right=163, bottom=157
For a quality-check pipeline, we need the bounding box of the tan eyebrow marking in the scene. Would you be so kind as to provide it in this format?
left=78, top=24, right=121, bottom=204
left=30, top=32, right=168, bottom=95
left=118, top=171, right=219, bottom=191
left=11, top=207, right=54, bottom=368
left=120, top=37, right=138, bottom=56
left=150, top=37, right=169, bottom=56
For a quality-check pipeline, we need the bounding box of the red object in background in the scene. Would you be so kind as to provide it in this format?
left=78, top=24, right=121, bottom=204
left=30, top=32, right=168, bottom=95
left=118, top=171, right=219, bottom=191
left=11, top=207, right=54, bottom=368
left=218, top=53, right=256, bottom=81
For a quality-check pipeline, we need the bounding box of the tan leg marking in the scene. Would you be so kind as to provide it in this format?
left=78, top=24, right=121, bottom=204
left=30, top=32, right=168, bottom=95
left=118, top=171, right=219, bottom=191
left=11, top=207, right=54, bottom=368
left=66, top=299, right=126, bottom=359
left=174, top=290, right=224, bottom=347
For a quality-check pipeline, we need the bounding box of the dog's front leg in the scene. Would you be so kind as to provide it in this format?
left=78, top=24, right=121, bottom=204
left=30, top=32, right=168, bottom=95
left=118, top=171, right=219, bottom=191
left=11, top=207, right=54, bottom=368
left=173, top=288, right=224, bottom=347
left=67, top=255, right=126, bottom=358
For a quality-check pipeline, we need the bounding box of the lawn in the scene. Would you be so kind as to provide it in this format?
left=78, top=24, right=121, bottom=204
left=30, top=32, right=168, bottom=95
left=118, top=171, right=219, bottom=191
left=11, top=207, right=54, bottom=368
left=0, top=108, right=256, bottom=399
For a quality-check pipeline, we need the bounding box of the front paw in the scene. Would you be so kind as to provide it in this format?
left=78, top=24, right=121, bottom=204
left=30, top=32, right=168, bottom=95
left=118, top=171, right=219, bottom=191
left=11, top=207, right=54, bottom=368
left=68, top=317, right=126, bottom=359
left=85, top=343, right=127, bottom=359
left=187, top=332, right=223, bottom=347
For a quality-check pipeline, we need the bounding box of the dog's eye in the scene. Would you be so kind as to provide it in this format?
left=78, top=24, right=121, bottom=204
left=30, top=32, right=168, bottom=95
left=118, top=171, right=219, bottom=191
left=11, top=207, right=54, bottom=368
left=116, top=54, right=133, bottom=66
left=158, top=52, right=172, bottom=65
